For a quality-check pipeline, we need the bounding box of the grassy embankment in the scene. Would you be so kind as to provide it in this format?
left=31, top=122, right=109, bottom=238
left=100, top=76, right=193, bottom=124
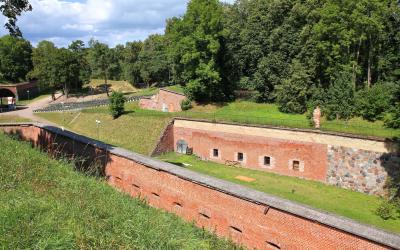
left=0, top=115, right=30, bottom=123
left=37, top=101, right=400, bottom=157
left=35, top=101, right=400, bottom=233
left=157, top=153, right=400, bottom=234
left=0, top=133, right=239, bottom=249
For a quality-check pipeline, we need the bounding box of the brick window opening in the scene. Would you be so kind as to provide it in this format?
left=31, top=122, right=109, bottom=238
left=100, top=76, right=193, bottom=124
left=264, top=156, right=271, bottom=166
left=266, top=241, right=281, bottom=249
left=292, top=160, right=300, bottom=171
left=237, top=152, right=244, bottom=162
left=213, top=149, right=219, bottom=157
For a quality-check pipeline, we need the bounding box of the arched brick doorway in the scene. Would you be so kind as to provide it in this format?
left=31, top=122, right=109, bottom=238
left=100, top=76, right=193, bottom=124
left=0, top=88, right=16, bottom=98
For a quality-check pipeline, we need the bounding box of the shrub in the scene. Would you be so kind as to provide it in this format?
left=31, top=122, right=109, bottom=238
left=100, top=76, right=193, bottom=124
left=276, top=60, right=311, bottom=114
left=355, top=83, right=395, bottom=121
left=109, top=91, right=126, bottom=119
left=376, top=201, right=397, bottom=220
left=181, top=99, right=192, bottom=111
left=384, top=107, right=400, bottom=129
left=324, top=72, right=355, bottom=120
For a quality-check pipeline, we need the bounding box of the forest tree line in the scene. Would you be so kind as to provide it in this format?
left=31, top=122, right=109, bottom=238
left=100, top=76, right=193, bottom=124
left=0, top=0, right=399, bottom=127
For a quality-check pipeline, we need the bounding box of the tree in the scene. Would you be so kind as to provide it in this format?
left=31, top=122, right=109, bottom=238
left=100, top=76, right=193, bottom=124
left=0, top=35, right=32, bottom=82
left=109, top=91, right=125, bottom=119
left=276, top=60, right=312, bottom=114
left=28, top=40, right=58, bottom=91
left=29, top=41, right=80, bottom=98
left=68, top=40, right=91, bottom=90
left=325, top=72, right=356, bottom=120
left=52, top=48, right=80, bottom=98
left=355, top=82, right=396, bottom=121
left=123, top=41, right=143, bottom=86
left=87, top=39, right=112, bottom=96
left=138, top=34, right=170, bottom=87
left=0, top=0, right=32, bottom=37
left=168, top=0, right=231, bottom=102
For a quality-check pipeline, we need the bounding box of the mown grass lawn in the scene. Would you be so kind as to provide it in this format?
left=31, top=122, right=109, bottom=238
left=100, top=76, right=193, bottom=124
left=0, top=115, right=30, bottom=123
left=17, top=94, right=51, bottom=106
left=37, top=103, right=171, bottom=155
left=184, top=101, right=400, bottom=138
left=0, top=133, right=239, bottom=249
left=157, top=153, right=400, bottom=234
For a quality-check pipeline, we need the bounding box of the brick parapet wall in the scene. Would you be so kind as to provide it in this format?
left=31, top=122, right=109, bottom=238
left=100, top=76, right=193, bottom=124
left=0, top=123, right=399, bottom=249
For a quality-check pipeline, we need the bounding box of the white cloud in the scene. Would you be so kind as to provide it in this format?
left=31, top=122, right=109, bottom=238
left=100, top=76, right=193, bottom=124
left=0, top=0, right=235, bottom=47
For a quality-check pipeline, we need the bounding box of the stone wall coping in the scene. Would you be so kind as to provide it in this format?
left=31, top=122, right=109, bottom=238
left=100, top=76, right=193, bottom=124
left=172, top=117, right=397, bottom=143
left=159, top=88, right=186, bottom=97
left=0, top=81, right=37, bottom=87
left=1, top=122, right=399, bottom=249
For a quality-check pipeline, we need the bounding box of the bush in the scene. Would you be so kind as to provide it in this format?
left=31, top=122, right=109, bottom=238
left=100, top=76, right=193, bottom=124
left=324, top=72, right=355, bottom=120
left=384, top=107, right=400, bottom=129
left=276, top=60, right=311, bottom=114
left=181, top=99, right=192, bottom=111
left=384, top=84, right=400, bottom=128
left=376, top=201, right=397, bottom=220
left=355, top=83, right=395, bottom=121
left=109, top=91, right=126, bottom=119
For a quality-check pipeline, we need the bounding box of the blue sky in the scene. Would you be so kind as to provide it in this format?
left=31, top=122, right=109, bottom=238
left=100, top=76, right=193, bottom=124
left=0, top=0, right=234, bottom=47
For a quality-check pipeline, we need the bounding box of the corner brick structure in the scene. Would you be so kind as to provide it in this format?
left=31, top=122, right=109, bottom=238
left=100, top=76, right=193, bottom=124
left=168, top=119, right=400, bottom=196
left=0, top=81, right=39, bottom=100
left=1, top=123, right=399, bottom=249
left=139, top=89, right=187, bottom=112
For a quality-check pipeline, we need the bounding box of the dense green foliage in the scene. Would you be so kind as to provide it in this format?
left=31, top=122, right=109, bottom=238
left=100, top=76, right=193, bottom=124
left=0, top=133, right=239, bottom=249
left=1, top=0, right=399, bottom=127
left=28, top=40, right=89, bottom=97
left=181, top=99, right=193, bottom=111
left=109, top=91, right=125, bottom=119
left=0, top=35, right=32, bottom=82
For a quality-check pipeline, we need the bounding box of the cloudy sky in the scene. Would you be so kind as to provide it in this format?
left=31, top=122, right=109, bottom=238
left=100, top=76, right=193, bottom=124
left=0, top=0, right=234, bottom=48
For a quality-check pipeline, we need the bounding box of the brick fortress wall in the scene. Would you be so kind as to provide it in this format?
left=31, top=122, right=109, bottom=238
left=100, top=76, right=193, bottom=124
left=170, top=119, right=399, bottom=196
left=1, top=123, right=398, bottom=249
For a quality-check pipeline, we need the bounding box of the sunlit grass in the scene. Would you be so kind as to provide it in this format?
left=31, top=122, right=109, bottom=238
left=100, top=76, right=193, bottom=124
left=157, top=153, right=400, bottom=233
left=0, top=115, right=30, bottom=123
left=0, top=134, right=239, bottom=249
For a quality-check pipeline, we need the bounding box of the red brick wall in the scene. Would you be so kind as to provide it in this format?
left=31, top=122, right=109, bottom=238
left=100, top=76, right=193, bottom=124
left=139, top=89, right=186, bottom=113
left=151, top=121, right=175, bottom=156
left=0, top=124, right=395, bottom=250
left=106, top=156, right=387, bottom=250
left=155, top=89, right=186, bottom=112
left=174, top=127, right=329, bottom=182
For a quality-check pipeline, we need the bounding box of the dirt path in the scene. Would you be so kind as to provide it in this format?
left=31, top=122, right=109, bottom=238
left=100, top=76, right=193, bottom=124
left=0, top=94, right=62, bottom=125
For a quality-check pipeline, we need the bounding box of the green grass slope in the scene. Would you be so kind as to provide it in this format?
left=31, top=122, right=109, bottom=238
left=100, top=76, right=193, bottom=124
left=158, top=153, right=400, bottom=234
left=0, top=134, right=239, bottom=249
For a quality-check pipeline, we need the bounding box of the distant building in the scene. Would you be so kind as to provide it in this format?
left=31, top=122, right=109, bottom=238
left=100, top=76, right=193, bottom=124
left=139, top=88, right=187, bottom=113
left=0, top=81, right=39, bottom=101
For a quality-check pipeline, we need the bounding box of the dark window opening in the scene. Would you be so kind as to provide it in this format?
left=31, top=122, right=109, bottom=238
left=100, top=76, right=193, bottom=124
left=199, top=212, right=210, bottom=219
left=293, top=160, right=300, bottom=171
left=173, top=202, right=182, bottom=208
left=266, top=241, right=281, bottom=249
left=264, top=156, right=271, bottom=166
left=237, top=152, right=244, bottom=161
left=213, top=149, right=219, bottom=157
left=230, top=226, right=242, bottom=233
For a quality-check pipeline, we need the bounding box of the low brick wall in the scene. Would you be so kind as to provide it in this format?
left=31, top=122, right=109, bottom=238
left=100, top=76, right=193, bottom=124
left=1, top=123, right=399, bottom=249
